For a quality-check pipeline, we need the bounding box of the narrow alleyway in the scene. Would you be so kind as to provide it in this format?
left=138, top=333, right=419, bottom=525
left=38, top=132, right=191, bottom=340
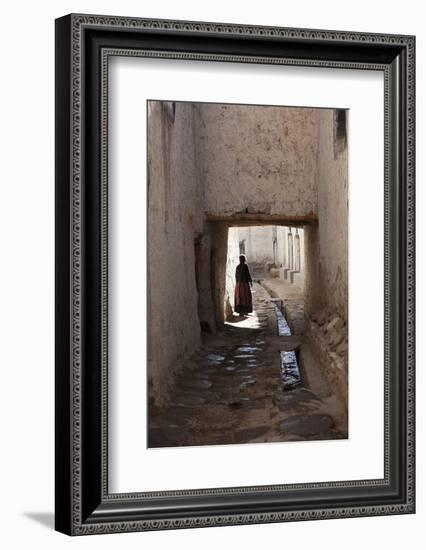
left=148, top=282, right=347, bottom=448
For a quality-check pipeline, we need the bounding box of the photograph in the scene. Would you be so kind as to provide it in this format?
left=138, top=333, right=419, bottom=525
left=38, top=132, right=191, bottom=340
left=53, top=11, right=415, bottom=536
left=147, top=100, right=349, bottom=448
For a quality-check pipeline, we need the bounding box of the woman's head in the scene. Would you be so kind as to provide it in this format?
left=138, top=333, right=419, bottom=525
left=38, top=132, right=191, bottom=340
left=239, top=255, right=246, bottom=264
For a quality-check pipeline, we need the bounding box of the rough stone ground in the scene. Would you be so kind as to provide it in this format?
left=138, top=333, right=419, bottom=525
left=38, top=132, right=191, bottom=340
left=148, top=282, right=347, bottom=448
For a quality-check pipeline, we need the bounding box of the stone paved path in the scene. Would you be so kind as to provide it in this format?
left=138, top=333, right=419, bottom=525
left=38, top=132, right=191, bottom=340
left=148, top=282, right=347, bottom=448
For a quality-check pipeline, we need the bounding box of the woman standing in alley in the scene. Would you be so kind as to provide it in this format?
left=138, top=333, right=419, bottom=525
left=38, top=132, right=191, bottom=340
left=234, top=255, right=253, bottom=316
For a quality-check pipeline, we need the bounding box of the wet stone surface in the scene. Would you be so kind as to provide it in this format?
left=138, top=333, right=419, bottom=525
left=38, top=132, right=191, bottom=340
left=175, top=394, right=207, bottom=407
left=278, top=414, right=334, bottom=437
left=234, top=426, right=270, bottom=442
left=180, top=379, right=213, bottom=390
left=272, top=301, right=292, bottom=336
left=148, top=282, right=347, bottom=448
left=273, top=388, right=319, bottom=410
left=281, top=350, right=302, bottom=390
left=148, top=427, right=192, bottom=448
left=227, top=398, right=267, bottom=411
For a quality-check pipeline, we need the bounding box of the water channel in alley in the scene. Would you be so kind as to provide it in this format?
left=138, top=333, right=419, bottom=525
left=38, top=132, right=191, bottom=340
left=148, top=282, right=346, bottom=448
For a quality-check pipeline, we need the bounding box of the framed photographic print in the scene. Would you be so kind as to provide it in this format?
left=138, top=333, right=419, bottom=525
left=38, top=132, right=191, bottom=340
left=55, top=14, right=415, bottom=535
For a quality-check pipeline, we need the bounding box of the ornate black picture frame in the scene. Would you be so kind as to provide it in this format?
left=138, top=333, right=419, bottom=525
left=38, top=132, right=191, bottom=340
left=55, top=13, right=415, bottom=535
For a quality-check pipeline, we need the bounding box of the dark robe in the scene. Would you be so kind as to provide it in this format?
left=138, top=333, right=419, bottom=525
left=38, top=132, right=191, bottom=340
left=234, top=263, right=253, bottom=314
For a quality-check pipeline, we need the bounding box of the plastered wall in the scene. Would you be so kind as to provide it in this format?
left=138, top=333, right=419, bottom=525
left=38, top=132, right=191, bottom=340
left=147, top=102, right=205, bottom=405
left=196, top=104, right=320, bottom=218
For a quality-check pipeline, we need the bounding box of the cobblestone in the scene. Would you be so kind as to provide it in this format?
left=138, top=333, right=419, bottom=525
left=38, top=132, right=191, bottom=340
left=148, top=281, right=347, bottom=448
